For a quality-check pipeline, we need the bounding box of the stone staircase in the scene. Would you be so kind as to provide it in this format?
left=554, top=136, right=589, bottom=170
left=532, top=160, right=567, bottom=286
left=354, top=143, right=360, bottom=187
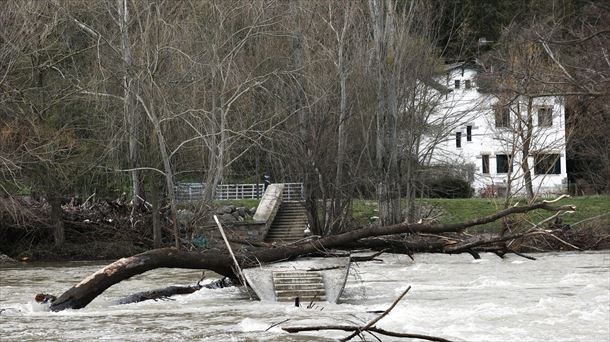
left=272, top=271, right=326, bottom=302
left=264, top=201, right=308, bottom=243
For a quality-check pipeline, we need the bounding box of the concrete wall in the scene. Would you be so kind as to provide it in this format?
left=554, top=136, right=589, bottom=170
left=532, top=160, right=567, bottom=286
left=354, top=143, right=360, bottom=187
left=200, top=221, right=268, bottom=247
left=252, top=183, right=284, bottom=234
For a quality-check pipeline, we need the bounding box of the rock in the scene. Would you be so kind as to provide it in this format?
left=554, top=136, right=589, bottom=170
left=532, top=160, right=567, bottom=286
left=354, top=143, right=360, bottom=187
left=237, top=207, right=246, bottom=217
left=220, top=213, right=236, bottom=222
left=176, top=209, right=195, bottom=225
left=249, top=207, right=257, bottom=215
left=222, top=205, right=235, bottom=214
left=231, top=211, right=241, bottom=220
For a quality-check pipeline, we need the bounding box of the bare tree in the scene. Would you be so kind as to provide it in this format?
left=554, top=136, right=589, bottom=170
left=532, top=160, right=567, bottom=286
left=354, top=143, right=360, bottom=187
left=367, top=0, right=442, bottom=225
left=117, top=0, right=142, bottom=215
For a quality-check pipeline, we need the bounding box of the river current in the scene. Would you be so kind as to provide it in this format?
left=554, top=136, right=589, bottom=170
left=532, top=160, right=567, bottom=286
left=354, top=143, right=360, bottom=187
left=1, top=251, right=608, bottom=341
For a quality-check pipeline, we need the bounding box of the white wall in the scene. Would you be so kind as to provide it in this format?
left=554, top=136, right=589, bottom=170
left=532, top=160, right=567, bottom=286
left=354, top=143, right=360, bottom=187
left=421, top=67, right=568, bottom=196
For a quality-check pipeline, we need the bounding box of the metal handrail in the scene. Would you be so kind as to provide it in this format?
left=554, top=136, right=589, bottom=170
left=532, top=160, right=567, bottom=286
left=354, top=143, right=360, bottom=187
left=174, top=182, right=304, bottom=201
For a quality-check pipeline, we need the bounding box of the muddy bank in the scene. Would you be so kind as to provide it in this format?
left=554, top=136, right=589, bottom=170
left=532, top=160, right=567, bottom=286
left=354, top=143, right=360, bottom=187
left=1, top=197, right=608, bottom=262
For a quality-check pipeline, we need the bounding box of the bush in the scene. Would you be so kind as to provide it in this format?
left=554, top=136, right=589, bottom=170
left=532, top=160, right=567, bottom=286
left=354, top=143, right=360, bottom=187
left=424, top=176, right=473, bottom=198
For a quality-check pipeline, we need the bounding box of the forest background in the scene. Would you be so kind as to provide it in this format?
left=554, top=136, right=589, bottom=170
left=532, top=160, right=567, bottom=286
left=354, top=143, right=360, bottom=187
left=0, top=0, right=608, bottom=260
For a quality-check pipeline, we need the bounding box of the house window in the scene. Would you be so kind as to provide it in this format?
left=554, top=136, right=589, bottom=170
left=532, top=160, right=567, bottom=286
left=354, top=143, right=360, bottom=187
left=465, top=80, right=472, bottom=89
left=482, top=155, right=490, bottom=174
left=494, top=105, right=510, bottom=128
left=466, top=125, right=472, bottom=141
left=454, top=80, right=460, bottom=89
left=538, top=106, right=553, bottom=127
left=456, top=132, right=462, bottom=148
left=535, top=154, right=561, bottom=174
left=496, top=154, right=512, bottom=173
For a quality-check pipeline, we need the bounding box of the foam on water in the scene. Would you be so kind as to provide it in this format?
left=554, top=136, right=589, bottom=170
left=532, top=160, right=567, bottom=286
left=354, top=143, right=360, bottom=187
left=1, top=252, right=609, bottom=341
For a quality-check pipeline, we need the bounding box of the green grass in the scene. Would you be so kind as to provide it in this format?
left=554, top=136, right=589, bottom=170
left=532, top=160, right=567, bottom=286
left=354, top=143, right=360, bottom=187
left=351, top=196, right=610, bottom=233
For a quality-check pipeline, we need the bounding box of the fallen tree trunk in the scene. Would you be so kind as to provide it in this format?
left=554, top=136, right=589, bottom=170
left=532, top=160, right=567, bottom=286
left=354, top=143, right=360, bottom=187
left=50, top=248, right=236, bottom=311
left=114, top=278, right=234, bottom=305
left=49, top=197, right=575, bottom=311
left=282, top=325, right=454, bottom=342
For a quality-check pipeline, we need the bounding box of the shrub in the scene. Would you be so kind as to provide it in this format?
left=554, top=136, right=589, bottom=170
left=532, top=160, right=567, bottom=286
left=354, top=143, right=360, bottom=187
left=424, top=176, right=473, bottom=198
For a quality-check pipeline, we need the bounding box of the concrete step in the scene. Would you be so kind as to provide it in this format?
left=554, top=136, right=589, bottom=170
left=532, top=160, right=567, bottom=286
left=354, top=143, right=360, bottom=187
left=265, top=237, right=303, bottom=241
left=266, top=232, right=303, bottom=237
left=273, top=272, right=322, bottom=278
left=272, top=270, right=326, bottom=302
left=271, top=221, right=307, bottom=229
left=280, top=202, right=305, bottom=207
left=277, top=296, right=326, bottom=302
left=268, top=230, right=305, bottom=234
left=270, top=222, right=304, bottom=226
left=275, top=290, right=326, bottom=298
left=267, top=228, right=306, bottom=233
left=274, top=278, right=324, bottom=284
left=267, top=228, right=304, bottom=232
left=270, top=221, right=307, bottom=225
left=272, top=213, right=307, bottom=219
left=266, top=235, right=305, bottom=239
left=269, top=228, right=305, bottom=232
left=274, top=216, right=306, bottom=220
left=266, top=231, right=303, bottom=235
left=274, top=284, right=325, bottom=291
left=266, top=201, right=308, bottom=243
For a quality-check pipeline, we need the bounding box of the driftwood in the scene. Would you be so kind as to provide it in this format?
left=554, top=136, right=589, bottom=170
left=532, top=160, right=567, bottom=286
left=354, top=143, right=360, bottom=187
left=114, top=278, right=234, bottom=305
left=282, top=325, right=454, bottom=342
left=48, top=197, right=575, bottom=312
left=342, top=286, right=412, bottom=341
left=282, top=286, right=455, bottom=342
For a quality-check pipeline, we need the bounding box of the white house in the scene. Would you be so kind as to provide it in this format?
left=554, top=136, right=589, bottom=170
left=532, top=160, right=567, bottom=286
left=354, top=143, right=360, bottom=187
left=421, top=63, right=568, bottom=197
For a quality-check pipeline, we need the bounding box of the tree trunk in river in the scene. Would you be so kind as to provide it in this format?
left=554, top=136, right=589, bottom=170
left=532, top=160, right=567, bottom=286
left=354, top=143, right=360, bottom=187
left=49, top=198, right=574, bottom=311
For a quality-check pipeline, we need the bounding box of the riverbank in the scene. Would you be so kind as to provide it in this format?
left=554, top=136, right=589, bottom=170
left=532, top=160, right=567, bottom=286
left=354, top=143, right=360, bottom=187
left=2, top=224, right=608, bottom=263
left=1, top=196, right=608, bottom=262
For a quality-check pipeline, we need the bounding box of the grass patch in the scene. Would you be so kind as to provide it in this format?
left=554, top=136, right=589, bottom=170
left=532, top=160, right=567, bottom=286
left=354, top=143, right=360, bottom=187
left=351, top=196, right=610, bottom=234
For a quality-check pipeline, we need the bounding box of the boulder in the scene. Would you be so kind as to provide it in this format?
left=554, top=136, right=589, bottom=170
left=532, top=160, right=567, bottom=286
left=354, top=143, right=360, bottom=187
left=176, top=209, right=195, bottom=226
left=220, top=213, right=236, bottom=222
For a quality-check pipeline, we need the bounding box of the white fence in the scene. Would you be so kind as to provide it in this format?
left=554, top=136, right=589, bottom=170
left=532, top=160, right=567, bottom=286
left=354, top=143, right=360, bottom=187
left=175, top=182, right=303, bottom=202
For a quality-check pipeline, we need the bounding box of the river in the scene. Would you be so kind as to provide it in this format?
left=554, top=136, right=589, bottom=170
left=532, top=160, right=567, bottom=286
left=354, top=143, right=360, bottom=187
left=1, top=251, right=608, bottom=341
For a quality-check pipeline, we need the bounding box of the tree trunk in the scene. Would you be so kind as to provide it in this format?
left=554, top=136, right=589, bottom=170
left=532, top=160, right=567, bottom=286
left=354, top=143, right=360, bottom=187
left=150, top=183, right=161, bottom=248
left=48, top=198, right=575, bottom=312
left=136, top=94, right=180, bottom=249
left=332, top=5, right=351, bottom=231
left=522, top=97, right=535, bottom=200
left=117, top=0, right=141, bottom=212
left=49, top=248, right=235, bottom=311
left=49, top=196, right=65, bottom=248
left=370, top=0, right=402, bottom=226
